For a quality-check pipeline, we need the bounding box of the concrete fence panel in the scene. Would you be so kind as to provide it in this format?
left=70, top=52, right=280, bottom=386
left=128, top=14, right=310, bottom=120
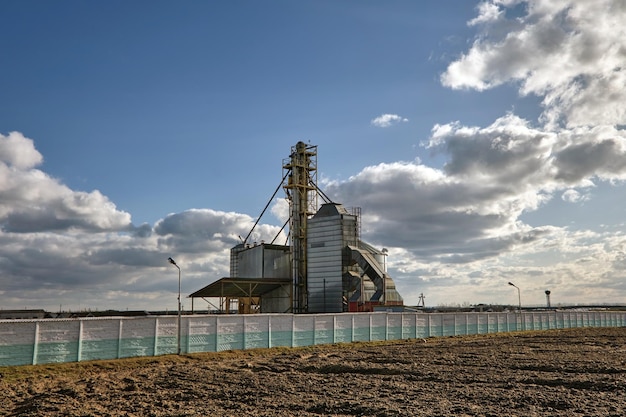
left=0, top=310, right=625, bottom=366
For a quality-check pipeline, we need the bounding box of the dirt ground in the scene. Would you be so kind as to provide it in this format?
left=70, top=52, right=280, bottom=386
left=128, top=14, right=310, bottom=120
left=1, top=326, right=625, bottom=417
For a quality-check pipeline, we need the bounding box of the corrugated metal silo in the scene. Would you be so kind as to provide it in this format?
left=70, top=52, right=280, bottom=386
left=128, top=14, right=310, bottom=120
left=308, top=203, right=357, bottom=313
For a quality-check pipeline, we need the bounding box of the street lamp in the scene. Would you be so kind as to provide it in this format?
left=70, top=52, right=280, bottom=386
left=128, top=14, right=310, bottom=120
left=508, top=282, right=521, bottom=313
left=168, top=257, right=181, bottom=355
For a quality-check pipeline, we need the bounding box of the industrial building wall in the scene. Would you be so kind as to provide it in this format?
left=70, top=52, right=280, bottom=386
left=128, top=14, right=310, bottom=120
left=308, top=214, right=355, bottom=312
left=237, top=245, right=264, bottom=277
left=260, top=286, right=291, bottom=313
left=1, top=310, right=625, bottom=366
left=237, top=245, right=290, bottom=279
left=230, top=244, right=245, bottom=278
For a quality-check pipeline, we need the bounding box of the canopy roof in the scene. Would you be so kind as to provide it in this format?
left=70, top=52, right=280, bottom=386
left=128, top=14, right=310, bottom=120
left=188, top=277, right=291, bottom=299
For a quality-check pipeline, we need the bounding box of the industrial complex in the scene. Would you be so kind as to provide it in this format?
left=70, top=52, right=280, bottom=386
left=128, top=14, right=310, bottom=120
left=190, top=141, right=404, bottom=314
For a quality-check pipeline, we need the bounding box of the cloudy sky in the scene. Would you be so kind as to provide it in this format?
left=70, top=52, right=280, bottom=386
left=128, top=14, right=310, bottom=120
left=1, top=0, right=625, bottom=312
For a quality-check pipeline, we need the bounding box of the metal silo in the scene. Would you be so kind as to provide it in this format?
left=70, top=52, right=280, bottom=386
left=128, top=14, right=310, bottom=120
left=308, top=203, right=358, bottom=313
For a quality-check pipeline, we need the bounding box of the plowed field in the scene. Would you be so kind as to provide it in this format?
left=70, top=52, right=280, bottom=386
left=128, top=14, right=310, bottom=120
left=1, top=326, right=625, bottom=416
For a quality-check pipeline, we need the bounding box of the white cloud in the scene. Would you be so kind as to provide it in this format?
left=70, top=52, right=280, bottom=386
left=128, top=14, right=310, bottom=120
left=561, top=189, right=589, bottom=203
left=441, top=0, right=626, bottom=130
left=270, top=197, right=290, bottom=225
left=370, top=114, right=409, bottom=128
left=468, top=2, right=502, bottom=26
left=0, top=132, right=131, bottom=232
left=0, top=131, right=43, bottom=169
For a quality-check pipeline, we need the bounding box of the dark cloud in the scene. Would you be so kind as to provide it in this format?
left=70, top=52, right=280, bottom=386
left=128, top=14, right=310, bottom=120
left=154, top=209, right=283, bottom=253
left=130, top=223, right=153, bottom=238
left=86, top=248, right=165, bottom=267
left=2, top=210, right=80, bottom=233
left=554, top=138, right=626, bottom=183
left=431, top=116, right=554, bottom=184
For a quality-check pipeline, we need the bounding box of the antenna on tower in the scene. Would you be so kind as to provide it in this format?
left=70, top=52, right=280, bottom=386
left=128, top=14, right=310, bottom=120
left=417, top=293, right=426, bottom=308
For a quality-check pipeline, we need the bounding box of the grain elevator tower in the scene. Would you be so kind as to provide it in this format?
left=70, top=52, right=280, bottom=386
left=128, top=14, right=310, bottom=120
left=282, top=142, right=318, bottom=313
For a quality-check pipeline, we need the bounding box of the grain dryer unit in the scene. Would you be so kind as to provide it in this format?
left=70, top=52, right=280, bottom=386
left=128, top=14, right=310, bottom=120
left=307, top=202, right=403, bottom=312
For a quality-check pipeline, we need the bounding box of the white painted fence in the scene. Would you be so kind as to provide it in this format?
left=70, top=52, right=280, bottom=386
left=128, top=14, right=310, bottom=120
left=1, top=310, right=624, bottom=366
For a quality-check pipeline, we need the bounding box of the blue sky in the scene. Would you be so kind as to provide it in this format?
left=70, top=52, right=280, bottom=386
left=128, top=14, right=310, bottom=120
left=1, top=0, right=625, bottom=311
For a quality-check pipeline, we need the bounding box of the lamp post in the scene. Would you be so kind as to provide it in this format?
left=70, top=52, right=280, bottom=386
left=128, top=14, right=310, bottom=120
left=168, top=257, right=181, bottom=355
left=508, top=282, right=521, bottom=313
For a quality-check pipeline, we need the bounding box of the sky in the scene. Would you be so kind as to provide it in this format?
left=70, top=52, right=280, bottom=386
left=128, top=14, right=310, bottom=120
left=1, top=0, right=626, bottom=312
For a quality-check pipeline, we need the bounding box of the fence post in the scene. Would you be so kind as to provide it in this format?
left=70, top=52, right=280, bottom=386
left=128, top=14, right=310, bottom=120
left=243, top=315, right=247, bottom=350
left=215, top=316, right=220, bottom=352
left=77, top=319, right=83, bottom=362
left=153, top=318, right=159, bottom=356
left=351, top=314, right=355, bottom=342
left=117, top=318, right=123, bottom=358
left=186, top=317, right=191, bottom=354
left=385, top=313, right=389, bottom=340
left=32, top=321, right=40, bottom=365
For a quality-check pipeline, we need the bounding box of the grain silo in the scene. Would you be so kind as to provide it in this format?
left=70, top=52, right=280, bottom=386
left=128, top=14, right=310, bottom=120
left=189, top=141, right=403, bottom=313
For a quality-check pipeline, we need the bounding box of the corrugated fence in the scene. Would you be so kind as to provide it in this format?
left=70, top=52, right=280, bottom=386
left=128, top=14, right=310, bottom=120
left=1, top=310, right=624, bottom=366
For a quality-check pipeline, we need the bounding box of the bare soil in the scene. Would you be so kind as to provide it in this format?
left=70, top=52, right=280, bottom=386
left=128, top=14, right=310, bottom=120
left=1, top=327, right=625, bottom=417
